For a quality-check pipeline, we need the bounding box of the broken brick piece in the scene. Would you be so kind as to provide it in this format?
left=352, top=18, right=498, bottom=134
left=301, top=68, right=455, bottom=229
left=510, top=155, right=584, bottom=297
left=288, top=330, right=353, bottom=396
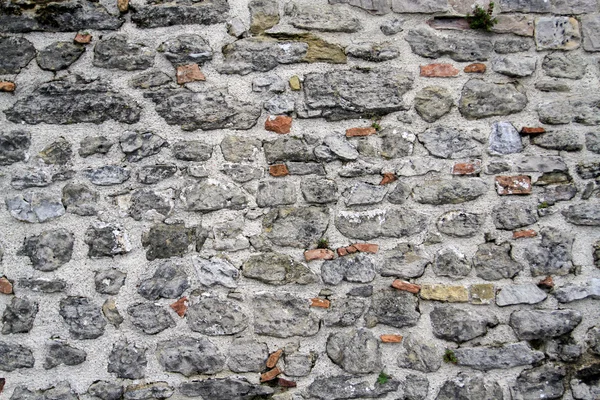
left=0, top=82, right=16, bottom=92
left=266, top=350, right=283, bottom=369
left=310, top=298, right=330, bottom=308
left=346, top=127, right=377, bottom=137
left=265, top=115, right=292, bottom=134
left=537, top=276, right=554, bottom=290
left=337, top=245, right=358, bottom=257
left=380, top=334, right=403, bottom=343
left=261, top=367, right=281, bottom=382
left=420, top=63, right=459, bottom=77
left=495, top=175, right=532, bottom=195
left=269, top=164, right=289, bottom=177
left=464, top=63, right=486, bottom=73
left=391, top=280, right=420, bottom=294
left=304, top=249, right=335, bottom=261
left=452, top=161, right=481, bottom=176
left=520, top=127, right=546, bottom=135
left=74, top=33, right=92, bottom=44
left=0, top=277, right=13, bottom=295
left=169, top=297, right=188, bottom=317
left=278, top=378, right=297, bottom=388
left=351, top=243, right=379, bottom=253
left=176, top=64, right=206, bottom=84
left=380, top=172, right=397, bottom=185
left=513, top=229, right=537, bottom=239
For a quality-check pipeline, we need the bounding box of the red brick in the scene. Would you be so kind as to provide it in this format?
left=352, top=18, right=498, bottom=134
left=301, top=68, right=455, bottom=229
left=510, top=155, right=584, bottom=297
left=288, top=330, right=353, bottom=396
left=265, top=115, right=292, bottom=134
left=310, top=298, right=330, bottom=308
left=176, top=64, right=206, bottom=84
left=420, top=63, right=459, bottom=77
left=520, top=127, right=546, bottom=135
left=0, top=277, right=13, bottom=295
left=170, top=297, right=188, bottom=317
left=351, top=243, right=379, bottom=253
left=391, top=280, right=420, bottom=294
left=0, top=82, right=15, bottom=92
left=304, top=249, right=335, bottom=261
left=277, top=378, right=297, bottom=388
left=117, top=0, right=129, bottom=12
left=464, top=63, right=486, bottom=73
left=380, top=172, right=397, bottom=185
left=380, top=334, right=403, bottom=343
left=74, top=33, right=92, bottom=44
left=537, top=276, right=554, bottom=289
left=346, top=127, right=377, bottom=137
left=337, top=245, right=358, bottom=256
left=260, top=367, right=281, bottom=382
left=266, top=349, right=282, bottom=368
left=452, top=161, right=481, bottom=176
left=513, top=229, right=537, bottom=239
left=495, top=175, right=532, bottom=195
left=269, top=164, right=289, bottom=177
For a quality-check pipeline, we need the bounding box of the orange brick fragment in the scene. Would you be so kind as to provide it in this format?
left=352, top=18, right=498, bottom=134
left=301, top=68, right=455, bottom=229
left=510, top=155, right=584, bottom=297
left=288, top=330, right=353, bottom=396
left=265, top=115, right=292, bottom=134
left=520, top=127, right=546, bottom=135
left=380, top=334, right=403, bottom=343
left=304, top=249, right=335, bottom=261
left=0, top=82, right=15, bottom=92
left=267, top=350, right=283, bottom=368
left=269, top=164, right=289, bottom=177
left=513, top=229, right=537, bottom=239
left=261, top=367, right=281, bottom=382
left=0, top=277, right=13, bottom=294
left=464, top=63, right=486, bottom=73
left=452, top=161, right=481, bottom=176
left=420, top=63, right=459, bottom=77
left=538, top=276, right=554, bottom=289
left=337, top=245, right=358, bottom=256
left=495, top=175, right=532, bottom=195
left=277, top=378, right=297, bottom=388
left=310, top=298, right=330, bottom=308
left=176, top=64, right=206, bottom=84
left=170, top=297, right=188, bottom=317
left=346, top=127, right=377, bottom=137
left=392, top=279, right=420, bottom=294
left=117, top=0, right=129, bottom=12
left=380, top=172, right=397, bottom=185
left=74, top=33, right=92, bottom=44
left=352, top=243, right=379, bottom=253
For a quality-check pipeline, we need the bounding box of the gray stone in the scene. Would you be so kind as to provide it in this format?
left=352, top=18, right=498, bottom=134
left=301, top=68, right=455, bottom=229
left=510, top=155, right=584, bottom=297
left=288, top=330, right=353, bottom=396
left=488, top=122, right=523, bottom=155
left=436, top=373, right=503, bottom=400
left=138, top=262, right=189, bottom=300
left=59, top=297, right=106, bottom=340
left=108, top=341, right=147, bottom=379
left=588, top=327, right=600, bottom=355
left=227, top=338, right=268, bottom=373
left=243, top=252, right=316, bottom=285
left=249, top=0, right=279, bottom=34
left=130, top=70, right=172, bottom=89
left=514, top=155, right=568, bottom=173
left=62, top=183, right=99, bottom=216
left=252, top=74, right=285, bottom=93
left=431, top=305, right=498, bottom=343
left=433, top=247, right=471, bottom=278
left=79, top=136, right=112, bottom=157
left=586, top=132, right=600, bottom=154
left=336, top=208, right=428, bottom=240
left=85, top=165, right=130, bottom=186
left=36, top=41, right=84, bottom=71
left=253, top=292, right=319, bottom=337
left=563, top=203, right=600, bottom=226
left=418, top=126, right=480, bottom=159
left=535, top=17, right=581, bottom=51
left=20, top=229, right=74, bottom=272
left=381, top=18, right=404, bottom=35
left=221, top=136, right=262, bottom=163
left=221, top=164, right=262, bottom=183
left=498, top=0, right=550, bottom=12
left=263, top=206, right=329, bottom=248
left=284, top=351, right=318, bottom=376
left=346, top=42, right=399, bottom=61
left=322, top=253, right=378, bottom=285
left=474, top=242, right=523, bottom=280
left=5, top=192, right=65, bottom=223
left=128, top=189, right=174, bottom=221
left=414, top=86, right=453, bottom=123
left=138, top=165, right=178, bottom=185
left=0, top=36, right=35, bottom=74
left=535, top=79, right=571, bottom=92
left=326, top=328, right=381, bottom=374
left=156, top=337, right=224, bottom=376
left=301, top=178, right=338, bottom=204
left=387, top=181, right=412, bottom=204
left=543, top=53, right=587, bottom=79
left=338, top=161, right=381, bottom=177
left=510, top=309, right=582, bottom=340
left=181, top=180, right=248, bottom=212
left=158, top=34, right=212, bottom=66
left=194, top=257, right=239, bottom=288
left=492, top=201, right=538, bottom=230
left=131, top=0, right=228, bottom=28
left=571, top=364, right=600, bottom=400
left=524, top=227, right=573, bottom=276
left=492, top=56, right=537, bottom=77
left=397, top=335, right=442, bottom=373
left=413, top=179, right=487, bottom=205
left=404, top=374, right=429, bottom=400
left=187, top=298, right=248, bottom=336
left=577, top=162, right=600, bottom=179
left=286, top=2, right=361, bottom=32
left=142, top=223, right=197, bottom=260
left=123, top=382, right=173, bottom=400
left=179, top=377, right=274, bottom=400
left=85, top=222, right=131, bottom=258
left=17, top=278, right=66, bottom=293
left=323, top=297, right=367, bottom=327
left=365, top=289, right=420, bottom=328
left=345, top=182, right=387, bottom=206
left=93, top=34, right=154, bottom=70
left=102, top=299, right=124, bottom=328
left=514, top=364, right=566, bottom=400
left=119, top=132, right=166, bottom=162
left=301, top=69, right=413, bottom=120
left=0, top=342, right=34, bottom=372
left=538, top=98, right=600, bottom=125
left=582, top=14, right=600, bottom=52
left=323, top=134, right=359, bottom=161
left=127, top=303, right=174, bottom=335
left=347, top=286, right=373, bottom=297
left=11, top=382, right=78, bottom=400
left=454, top=342, right=545, bottom=371
left=2, top=297, right=38, bottom=334
left=146, top=87, right=260, bottom=131
left=0, top=130, right=30, bottom=166
left=257, top=181, right=296, bottom=207
left=95, top=269, right=126, bottom=295
left=36, top=138, right=71, bottom=163
left=263, top=93, right=295, bottom=115
left=332, top=0, right=391, bottom=15
left=306, top=374, right=400, bottom=400
left=88, top=381, right=124, bottom=400
left=459, top=79, right=528, bottom=120
left=392, top=0, right=447, bottom=12
left=553, top=279, right=600, bottom=303
left=532, top=131, right=583, bottom=151
left=541, top=184, right=578, bottom=206
left=380, top=128, right=416, bottom=158
left=437, top=210, right=484, bottom=238
left=405, top=29, right=492, bottom=61
left=494, top=37, right=532, bottom=53
left=381, top=243, right=428, bottom=278
left=496, top=284, right=547, bottom=306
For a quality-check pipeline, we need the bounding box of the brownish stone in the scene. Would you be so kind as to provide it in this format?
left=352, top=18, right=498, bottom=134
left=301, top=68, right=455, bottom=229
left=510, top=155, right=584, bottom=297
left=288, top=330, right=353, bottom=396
left=74, top=33, right=92, bottom=44
left=520, top=127, right=546, bottom=135
left=337, top=245, right=358, bottom=257
left=420, top=284, right=468, bottom=302
left=269, top=164, right=289, bottom=177
left=278, top=378, right=297, bottom=388
left=0, top=378, right=4, bottom=394
left=351, top=243, right=379, bottom=253
left=304, top=249, right=335, bottom=261
left=117, top=0, right=129, bottom=12
left=391, top=280, right=420, bottom=294
left=513, top=229, right=537, bottom=239
left=170, top=297, right=188, bottom=317
left=464, top=63, right=487, bottom=73
left=176, top=64, right=206, bottom=84
left=265, top=115, right=292, bottom=134
left=0, top=277, right=13, bottom=295
left=452, top=161, right=481, bottom=176
left=469, top=284, right=494, bottom=305
left=420, top=63, right=460, bottom=77
left=0, top=82, right=16, bottom=92
left=538, top=276, right=554, bottom=290
left=380, top=172, right=397, bottom=185
left=266, top=350, right=283, bottom=369
left=261, top=367, right=281, bottom=382
left=310, top=298, right=330, bottom=308
left=495, top=175, right=532, bottom=195
left=380, top=334, right=403, bottom=343
left=346, top=127, right=377, bottom=137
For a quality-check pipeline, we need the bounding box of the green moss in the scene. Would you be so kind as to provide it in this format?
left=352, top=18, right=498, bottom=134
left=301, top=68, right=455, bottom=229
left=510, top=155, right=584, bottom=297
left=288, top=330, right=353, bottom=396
left=376, top=371, right=391, bottom=385
left=538, top=202, right=549, bottom=209
left=443, top=349, right=458, bottom=364
left=316, top=237, right=329, bottom=249
left=466, top=2, right=498, bottom=31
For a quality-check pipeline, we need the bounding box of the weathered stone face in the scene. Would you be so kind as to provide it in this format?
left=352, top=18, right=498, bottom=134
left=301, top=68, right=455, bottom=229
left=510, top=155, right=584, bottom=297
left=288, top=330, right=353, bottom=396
left=365, top=289, right=420, bottom=328
left=459, top=79, right=528, bottom=120
left=243, top=252, right=317, bottom=285
left=405, top=29, right=492, bottom=61
left=108, top=341, right=147, bottom=379
left=430, top=306, right=498, bottom=343
left=20, top=229, right=74, bottom=271
left=436, top=373, right=503, bottom=400
left=59, top=297, right=106, bottom=340
left=2, top=297, right=38, bottom=334
left=326, top=328, right=381, bottom=374
left=253, top=293, right=319, bottom=337
left=37, top=41, right=84, bottom=71
left=131, top=0, right=229, bottom=28
left=179, top=377, right=274, bottom=399
left=187, top=298, right=248, bottom=335
left=156, top=337, right=225, bottom=376
left=263, top=206, right=329, bottom=247
left=306, top=375, right=400, bottom=400
left=336, top=208, right=428, bottom=240
left=44, top=341, right=86, bottom=370
left=510, top=309, right=582, bottom=340
left=127, top=303, right=174, bottom=335
left=137, top=262, right=189, bottom=300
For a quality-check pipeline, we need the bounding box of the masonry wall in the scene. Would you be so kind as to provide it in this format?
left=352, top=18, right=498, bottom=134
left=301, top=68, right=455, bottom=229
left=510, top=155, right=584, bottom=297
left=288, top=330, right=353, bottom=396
left=0, top=0, right=599, bottom=399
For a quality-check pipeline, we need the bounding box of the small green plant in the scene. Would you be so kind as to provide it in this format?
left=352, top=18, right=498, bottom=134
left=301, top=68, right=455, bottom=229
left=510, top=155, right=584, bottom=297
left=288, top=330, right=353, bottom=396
left=443, top=349, right=458, bottom=364
left=316, top=237, right=329, bottom=249
left=377, top=371, right=391, bottom=385
left=466, top=2, right=498, bottom=31
left=371, top=121, right=381, bottom=131
left=538, top=201, right=549, bottom=209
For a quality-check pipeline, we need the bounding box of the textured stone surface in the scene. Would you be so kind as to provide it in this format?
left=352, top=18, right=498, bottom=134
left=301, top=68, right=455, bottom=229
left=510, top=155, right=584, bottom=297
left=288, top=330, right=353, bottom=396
left=431, top=305, right=498, bottom=343
left=326, top=328, right=381, bottom=374
left=436, top=373, right=503, bottom=400
left=524, top=227, right=573, bottom=276
left=156, top=337, right=224, bottom=376
left=473, top=242, right=522, bottom=280
left=127, top=303, right=174, bottom=335
left=535, top=17, right=581, bottom=50
left=253, top=293, right=319, bottom=337
left=306, top=374, right=400, bottom=400
left=263, top=206, right=329, bottom=247
left=365, top=289, right=420, bottom=328
left=454, top=342, right=545, bottom=371
left=187, top=298, right=248, bottom=335
left=108, top=341, right=147, bottom=379
left=322, top=253, right=377, bottom=285
left=59, top=297, right=106, bottom=340
left=414, top=86, right=453, bottom=122
left=336, top=208, right=428, bottom=240
left=37, top=41, right=84, bottom=71
left=418, top=126, right=480, bottom=159
left=543, top=53, right=587, bottom=79
left=510, top=310, right=582, bottom=340
left=2, top=297, right=38, bottom=334
left=496, top=284, right=547, bottom=306
left=459, top=79, right=528, bottom=120
left=396, top=335, right=442, bottom=373
left=130, top=0, right=229, bottom=28
left=20, top=229, right=74, bottom=271
left=138, top=262, right=189, bottom=300
left=413, top=179, right=486, bottom=205
left=243, top=252, right=316, bottom=285
left=405, top=29, right=492, bottom=61
left=179, top=377, right=273, bottom=399
left=492, top=201, right=538, bottom=230
left=437, top=210, right=484, bottom=238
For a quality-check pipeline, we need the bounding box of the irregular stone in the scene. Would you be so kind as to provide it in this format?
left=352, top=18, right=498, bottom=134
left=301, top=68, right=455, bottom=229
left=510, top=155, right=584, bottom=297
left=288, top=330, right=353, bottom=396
left=306, top=374, right=400, bottom=400
left=85, top=222, right=131, bottom=258
left=577, top=162, right=600, bottom=179
left=17, top=278, right=66, bottom=293
left=0, top=130, right=30, bottom=166
left=582, top=14, right=600, bottom=52
left=495, top=175, right=532, bottom=195
left=535, top=17, right=581, bottom=51
left=0, top=341, right=34, bottom=372
left=323, top=134, right=359, bottom=161
left=418, top=126, right=480, bottom=159
left=145, top=87, right=260, bottom=131
left=538, top=98, right=600, bottom=125
left=102, top=298, right=124, bottom=328
left=252, top=74, right=285, bottom=93
left=179, top=377, right=274, bottom=399
left=514, top=364, right=566, bottom=400
left=187, top=298, right=248, bottom=335
left=137, top=165, right=178, bottom=185
left=227, top=338, right=268, bottom=373
left=489, top=122, right=523, bottom=155
left=253, top=292, right=319, bottom=337
left=346, top=42, right=399, bottom=61
left=220, top=136, right=262, bottom=163
left=381, top=243, right=428, bottom=278
left=437, top=211, right=484, bottom=238
left=380, top=128, right=416, bottom=159
left=563, top=203, right=600, bottom=226
left=365, top=289, right=420, bottom=328
left=455, top=342, right=544, bottom=371
left=405, top=29, right=492, bottom=62
left=141, top=223, right=197, bottom=260
left=0, top=36, right=35, bottom=74
left=127, top=303, right=174, bottom=335
left=543, top=53, right=587, bottom=79
left=459, top=79, right=528, bottom=119
left=62, top=183, right=99, bottom=216
left=130, top=70, right=172, bottom=89
left=194, top=257, right=239, bottom=288
left=397, top=335, right=442, bottom=373
left=323, top=297, right=367, bottom=327
left=107, top=341, right=147, bottom=379
left=79, top=136, right=112, bottom=157
left=494, top=37, right=532, bottom=53
left=331, top=0, right=391, bottom=14
left=123, top=382, right=174, bottom=400
left=286, top=2, right=361, bottom=32
left=535, top=79, right=571, bottom=92
left=181, top=180, right=248, bottom=212
left=93, top=34, right=154, bottom=70
left=128, top=189, right=174, bottom=221
left=131, top=0, right=228, bottom=28
left=119, top=132, right=166, bottom=162
left=413, top=179, right=487, bottom=204
left=94, top=269, right=126, bottom=295
left=524, top=227, right=573, bottom=276
left=5, top=192, right=65, bottom=223
left=11, top=382, right=78, bottom=400
left=392, top=0, right=447, bottom=12
left=345, top=182, right=387, bottom=206
left=420, top=285, right=468, bottom=302
left=433, top=247, right=471, bottom=278
left=59, top=297, right=106, bottom=340
left=221, top=164, right=262, bottom=183
left=2, top=297, right=38, bottom=334
left=263, top=206, right=329, bottom=247
left=326, top=328, right=381, bottom=374
left=85, top=165, right=130, bottom=186
left=37, top=41, right=84, bottom=72
left=496, top=284, right=547, bottom=306
left=157, top=34, right=212, bottom=66
left=243, top=252, right=317, bottom=285
left=414, top=86, right=453, bottom=122
left=156, top=337, right=224, bottom=377
left=88, top=381, right=124, bottom=400
left=387, top=181, right=412, bottom=204
left=436, top=373, right=503, bottom=400
left=256, top=181, right=296, bottom=207
left=514, top=155, right=567, bottom=173
left=492, top=201, right=538, bottom=230
left=20, top=229, right=74, bottom=272
left=586, top=132, right=600, bottom=154
left=301, top=178, right=338, bottom=203
left=212, top=219, right=249, bottom=251
left=532, top=131, right=583, bottom=151
left=553, top=280, right=600, bottom=303
left=492, top=56, right=536, bottom=77
left=248, top=0, right=279, bottom=34
left=510, top=309, right=582, bottom=340
left=571, top=364, right=600, bottom=400
left=540, top=184, right=578, bottom=206
left=336, top=208, right=428, bottom=240
left=321, top=253, right=377, bottom=285
left=431, top=305, right=498, bottom=343
left=474, top=242, right=522, bottom=280
left=138, top=262, right=189, bottom=300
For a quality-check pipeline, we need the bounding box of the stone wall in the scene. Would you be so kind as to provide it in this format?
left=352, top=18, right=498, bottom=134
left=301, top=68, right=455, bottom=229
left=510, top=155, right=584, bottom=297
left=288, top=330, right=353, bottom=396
left=0, top=0, right=599, bottom=398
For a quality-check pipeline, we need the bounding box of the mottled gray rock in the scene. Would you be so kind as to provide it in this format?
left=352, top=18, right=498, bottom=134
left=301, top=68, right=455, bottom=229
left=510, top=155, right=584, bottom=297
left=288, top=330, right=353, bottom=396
left=59, top=297, right=106, bottom=340
left=264, top=93, right=295, bottom=115
left=326, top=328, right=381, bottom=374
left=513, top=364, right=566, bottom=400
left=433, top=247, right=471, bottom=278
left=588, top=327, right=600, bottom=355
left=85, top=165, right=130, bottom=186
left=131, top=0, right=228, bottom=28
left=179, top=377, right=274, bottom=400
left=474, top=242, right=523, bottom=280
left=404, top=373, right=429, bottom=400
left=533, top=131, right=583, bottom=151
left=11, top=382, right=78, bottom=400
left=6, top=192, right=65, bottom=223
left=323, top=134, right=359, bottom=161
left=221, top=136, right=262, bottom=163
left=414, top=86, right=453, bottom=123
left=553, top=279, right=600, bottom=303
left=492, top=56, right=536, bottom=77
left=103, top=299, right=124, bottom=328
left=227, top=338, right=268, bottom=373
left=137, top=165, right=178, bottom=185
left=107, top=341, right=147, bottom=379
left=141, top=223, right=197, bottom=261
left=119, top=132, right=166, bottom=162
left=332, top=0, right=391, bottom=15
left=322, top=253, right=377, bottom=285
left=158, top=34, right=212, bottom=66
left=405, top=29, right=492, bottom=61
left=380, top=128, right=415, bottom=159
left=0, top=341, right=34, bottom=372
left=510, top=309, right=582, bottom=340
left=62, top=183, right=99, bottom=216
left=256, top=181, right=296, bottom=207
left=181, top=180, right=247, bottom=212
left=418, top=126, right=480, bottom=159
left=284, top=351, right=318, bottom=377
left=252, top=74, right=285, bottom=93
left=571, top=364, right=600, bottom=400
left=20, top=229, right=74, bottom=272
left=430, top=306, right=498, bottom=343
left=586, top=132, right=600, bottom=154
left=286, top=2, right=361, bottom=32
left=497, top=0, right=550, bottom=12
left=535, top=79, right=571, bottom=92
left=253, top=292, right=319, bottom=337
left=138, top=262, right=189, bottom=300
left=194, top=257, right=239, bottom=288
left=345, top=182, right=387, bottom=206
left=489, top=122, right=523, bottom=155
left=37, top=41, right=84, bottom=72
left=0, top=36, right=35, bottom=74
left=95, top=269, right=126, bottom=295
left=459, top=79, right=528, bottom=120
left=336, top=208, right=428, bottom=240
left=563, top=203, right=600, bottom=226
left=2, top=297, right=38, bottom=334
left=17, top=278, right=66, bottom=293
left=156, top=337, right=225, bottom=376
left=170, top=141, right=211, bottom=162
left=436, top=373, right=503, bottom=400
left=582, top=14, right=600, bottom=51
left=494, top=37, right=532, bottom=53
left=130, top=70, right=172, bottom=89
left=324, top=297, right=367, bottom=327
left=187, top=298, right=248, bottom=335
left=413, top=179, right=487, bottom=205
left=437, top=210, right=484, bottom=238
left=93, top=34, right=154, bottom=70
left=387, top=181, right=412, bottom=204
left=128, top=189, right=174, bottom=221
left=535, top=17, right=581, bottom=51
left=85, top=222, right=131, bottom=258
left=514, top=155, right=568, bottom=173
left=397, top=335, right=442, bottom=373
left=346, top=42, right=399, bottom=61
left=338, top=161, right=381, bottom=177
left=455, top=342, right=545, bottom=371
left=541, top=182, right=578, bottom=205
left=123, top=382, right=173, bottom=400
left=393, top=0, right=447, bottom=12
left=301, top=178, right=338, bottom=203
left=79, top=136, right=112, bottom=158
left=263, top=206, right=329, bottom=247
left=492, top=201, right=538, bottom=230
left=0, top=130, right=30, bottom=166
left=366, top=289, right=419, bottom=328
left=538, top=98, right=600, bottom=125
left=306, top=374, right=400, bottom=400
left=265, top=136, right=314, bottom=164
left=381, top=243, right=428, bottom=278
left=221, top=164, right=262, bottom=183
left=127, top=303, right=174, bottom=335
left=543, top=53, right=587, bottom=80
left=577, top=162, right=600, bottom=179
left=524, top=227, right=573, bottom=276
left=243, top=252, right=316, bottom=285
left=496, top=284, right=547, bottom=306
left=88, top=381, right=124, bottom=400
